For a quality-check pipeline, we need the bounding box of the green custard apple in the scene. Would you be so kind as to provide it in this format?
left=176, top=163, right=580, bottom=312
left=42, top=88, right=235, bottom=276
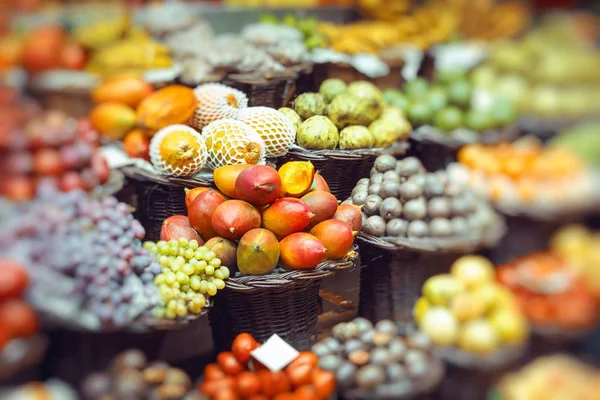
left=294, top=93, right=327, bottom=120
left=297, top=116, right=339, bottom=150
left=319, top=78, right=347, bottom=102
left=369, top=117, right=411, bottom=148
left=339, top=125, right=375, bottom=150
left=328, top=93, right=381, bottom=129
left=278, top=107, right=302, bottom=133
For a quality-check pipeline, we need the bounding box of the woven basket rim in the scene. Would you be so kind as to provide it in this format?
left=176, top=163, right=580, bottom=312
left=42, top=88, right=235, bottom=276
left=341, top=358, right=445, bottom=400
left=224, top=245, right=359, bottom=292
left=410, top=124, right=521, bottom=149
left=286, top=141, right=410, bottom=161
left=356, top=217, right=506, bottom=254
left=226, top=65, right=301, bottom=85
left=121, top=164, right=214, bottom=188
left=436, top=342, right=527, bottom=372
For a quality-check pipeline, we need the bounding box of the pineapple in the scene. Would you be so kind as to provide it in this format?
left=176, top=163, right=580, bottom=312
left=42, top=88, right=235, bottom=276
left=150, top=124, right=207, bottom=177
left=203, top=119, right=266, bottom=170
left=190, top=83, right=248, bottom=129
left=237, top=107, right=296, bottom=158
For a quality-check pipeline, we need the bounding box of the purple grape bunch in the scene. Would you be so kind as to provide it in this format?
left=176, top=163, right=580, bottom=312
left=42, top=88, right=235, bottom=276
left=0, top=189, right=162, bottom=331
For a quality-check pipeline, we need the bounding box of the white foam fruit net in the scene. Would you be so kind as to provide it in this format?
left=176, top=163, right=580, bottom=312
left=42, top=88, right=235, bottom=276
left=190, top=83, right=249, bottom=130
left=202, top=119, right=266, bottom=170
left=236, top=106, right=296, bottom=158
left=149, top=124, right=207, bottom=177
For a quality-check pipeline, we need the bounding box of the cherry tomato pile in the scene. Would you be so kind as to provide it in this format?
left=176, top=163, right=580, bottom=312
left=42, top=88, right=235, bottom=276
left=0, top=260, right=38, bottom=350
left=497, top=252, right=598, bottom=330
left=199, top=333, right=336, bottom=400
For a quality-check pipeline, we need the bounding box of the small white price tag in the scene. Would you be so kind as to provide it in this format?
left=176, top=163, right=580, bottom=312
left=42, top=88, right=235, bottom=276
left=250, top=335, right=299, bottom=372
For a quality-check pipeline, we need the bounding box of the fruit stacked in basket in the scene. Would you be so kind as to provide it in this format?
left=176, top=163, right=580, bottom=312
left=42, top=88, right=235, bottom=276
left=282, top=79, right=411, bottom=151
left=1, top=86, right=109, bottom=201
left=414, top=256, right=529, bottom=357
left=168, top=161, right=359, bottom=275
left=200, top=333, right=336, bottom=400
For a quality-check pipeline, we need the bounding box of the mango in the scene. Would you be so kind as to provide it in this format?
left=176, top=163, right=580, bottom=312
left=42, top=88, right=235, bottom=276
left=212, top=200, right=261, bottom=240
left=237, top=228, right=280, bottom=275
left=280, top=232, right=326, bottom=270
left=262, top=198, right=312, bottom=240
left=235, top=165, right=282, bottom=206
left=89, top=102, right=136, bottom=140
left=301, top=191, right=338, bottom=229
left=214, top=164, right=252, bottom=198
left=310, top=219, right=354, bottom=260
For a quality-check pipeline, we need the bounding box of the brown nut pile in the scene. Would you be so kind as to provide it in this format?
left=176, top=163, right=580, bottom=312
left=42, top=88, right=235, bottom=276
left=351, top=155, right=498, bottom=240
left=81, top=349, right=202, bottom=400
left=312, top=318, right=442, bottom=398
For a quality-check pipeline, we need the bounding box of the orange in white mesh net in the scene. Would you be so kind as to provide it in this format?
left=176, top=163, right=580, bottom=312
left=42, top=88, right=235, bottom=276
left=237, top=107, right=296, bottom=158
left=202, top=119, right=266, bottom=170
left=149, top=124, right=207, bottom=177
left=190, top=83, right=248, bottom=129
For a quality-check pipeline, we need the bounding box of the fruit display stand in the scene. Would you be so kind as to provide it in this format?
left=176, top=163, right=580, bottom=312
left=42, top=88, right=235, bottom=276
left=356, top=227, right=505, bottom=326
left=209, top=247, right=359, bottom=352
left=278, top=142, right=409, bottom=200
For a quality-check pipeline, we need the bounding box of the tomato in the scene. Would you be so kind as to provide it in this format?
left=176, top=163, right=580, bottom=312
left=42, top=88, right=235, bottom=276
left=236, top=371, right=261, bottom=398
left=258, top=370, right=291, bottom=397
left=0, top=260, right=29, bottom=298
left=199, top=377, right=236, bottom=396
left=217, top=351, right=245, bottom=376
left=213, top=389, right=240, bottom=400
left=232, top=333, right=259, bottom=364
left=287, top=352, right=318, bottom=370
left=286, top=363, right=313, bottom=389
left=0, top=299, right=38, bottom=337
left=293, top=385, right=319, bottom=400
left=311, top=369, right=335, bottom=400
left=204, top=363, right=227, bottom=381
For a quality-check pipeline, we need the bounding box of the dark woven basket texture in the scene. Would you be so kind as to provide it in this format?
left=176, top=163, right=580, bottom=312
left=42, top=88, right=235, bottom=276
left=134, top=182, right=188, bottom=242
left=208, top=279, right=321, bottom=352
left=223, top=78, right=291, bottom=109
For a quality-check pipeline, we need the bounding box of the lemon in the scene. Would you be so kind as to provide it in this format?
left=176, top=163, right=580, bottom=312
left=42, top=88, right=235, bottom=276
left=450, top=292, right=486, bottom=322
left=493, top=287, right=521, bottom=312
left=419, top=307, right=459, bottom=347
left=450, top=255, right=495, bottom=288
left=413, top=296, right=430, bottom=324
left=489, top=309, right=529, bottom=345
left=457, top=319, right=500, bottom=355
left=422, top=274, right=465, bottom=306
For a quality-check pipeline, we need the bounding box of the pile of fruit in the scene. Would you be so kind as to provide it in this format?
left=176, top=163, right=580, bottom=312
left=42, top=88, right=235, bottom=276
left=352, top=155, right=500, bottom=241
left=200, top=333, right=336, bottom=400
left=0, top=260, right=38, bottom=351
left=455, top=141, right=594, bottom=207
left=471, top=15, right=600, bottom=119
left=495, top=355, right=600, bottom=400
left=180, top=162, right=358, bottom=275
left=143, top=237, right=230, bottom=319
left=311, top=318, right=444, bottom=398
left=2, top=104, right=110, bottom=201
left=385, top=74, right=517, bottom=137
left=414, top=256, right=529, bottom=356
left=550, top=225, right=600, bottom=299
left=258, top=14, right=326, bottom=51
left=496, top=252, right=597, bottom=331
left=0, top=190, right=161, bottom=330
left=81, top=349, right=198, bottom=400
left=281, top=80, right=411, bottom=151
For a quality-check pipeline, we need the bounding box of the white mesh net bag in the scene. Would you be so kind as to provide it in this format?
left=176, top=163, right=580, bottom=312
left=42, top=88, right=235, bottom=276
left=236, top=106, right=296, bottom=158
left=149, top=124, right=207, bottom=177
left=202, top=119, right=266, bottom=170
left=190, top=83, right=248, bottom=130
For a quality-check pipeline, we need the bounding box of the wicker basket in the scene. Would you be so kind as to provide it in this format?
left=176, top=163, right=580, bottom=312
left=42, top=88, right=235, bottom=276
left=120, top=166, right=213, bottom=242
left=357, top=223, right=506, bottom=326
left=312, top=58, right=405, bottom=90
left=209, top=246, right=359, bottom=352
left=434, top=344, right=527, bottom=400
left=277, top=142, right=409, bottom=201
left=409, top=124, right=521, bottom=172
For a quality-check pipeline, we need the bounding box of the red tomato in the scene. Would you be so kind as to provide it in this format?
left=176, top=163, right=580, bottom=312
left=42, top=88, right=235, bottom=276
left=0, top=299, right=38, bottom=337
left=199, top=377, right=236, bottom=397
left=0, top=260, right=29, bottom=298
left=286, top=363, right=313, bottom=389
left=311, top=369, right=335, bottom=400
left=204, top=363, right=227, bottom=381
left=258, top=370, right=291, bottom=397
left=236, top=371, right=261, bottom=398
left=217, top=351, right=245, bottom=376
left=287, top=352, right=318, bottom=370
left=232, top=333, right=259, bottom=364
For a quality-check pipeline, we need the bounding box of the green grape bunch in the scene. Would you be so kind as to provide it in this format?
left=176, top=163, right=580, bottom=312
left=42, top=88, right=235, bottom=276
left=143, top=238, right=230, bottom=320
